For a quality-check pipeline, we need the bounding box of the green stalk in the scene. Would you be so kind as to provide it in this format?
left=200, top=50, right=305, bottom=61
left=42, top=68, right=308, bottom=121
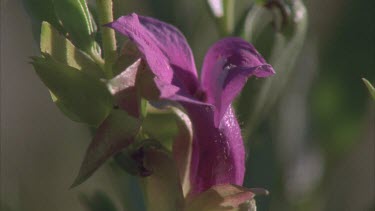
left=223, top=0, right=235, bottom=35
left=96, top=0, right=117, bottom=79
left=206, top=0, right=235, bottom=36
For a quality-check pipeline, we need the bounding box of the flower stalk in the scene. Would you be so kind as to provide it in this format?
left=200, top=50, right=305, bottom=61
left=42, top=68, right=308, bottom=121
left=222, top=0, right=235, bottom=35
left=206, top=0, right=236, bottom=36
left=96, top=0, right=117, bottom=79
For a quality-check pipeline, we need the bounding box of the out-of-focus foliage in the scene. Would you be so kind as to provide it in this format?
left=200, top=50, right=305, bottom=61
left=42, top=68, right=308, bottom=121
left=312, top=0, right=375, bottom=161
left=362, top=78, right=375, bottom=100
left=53, top=0, right=97, bottom=53
left=79, top=191, right=118, bottom=211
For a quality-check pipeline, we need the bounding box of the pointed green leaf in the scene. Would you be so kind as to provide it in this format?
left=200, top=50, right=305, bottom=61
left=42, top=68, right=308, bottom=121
left=40, top=21, right=104, bottom=78
left=50, top=91, right=82, bottom=122
left=72, top=109, right=141, bottom=187
left=362, top=78, right=375, bottom=100
left=185, top=184, right=268, bottom=211
left=22, top=0, right=64, bottom=32
left=31, top=54, right=113, bottom=126
left=53, top=0, right=96, bottom=52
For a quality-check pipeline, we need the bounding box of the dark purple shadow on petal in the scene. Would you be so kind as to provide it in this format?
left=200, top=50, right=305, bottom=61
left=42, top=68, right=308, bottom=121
left=201, top=37, right=275, bottom=126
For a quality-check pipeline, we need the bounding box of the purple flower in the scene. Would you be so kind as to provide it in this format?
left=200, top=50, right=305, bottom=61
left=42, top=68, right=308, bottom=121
left=108, top=13, right=275, bottom=196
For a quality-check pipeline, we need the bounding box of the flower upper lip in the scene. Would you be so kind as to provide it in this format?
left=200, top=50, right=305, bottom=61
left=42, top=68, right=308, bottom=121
left=107, top=13, right=275, bottom=195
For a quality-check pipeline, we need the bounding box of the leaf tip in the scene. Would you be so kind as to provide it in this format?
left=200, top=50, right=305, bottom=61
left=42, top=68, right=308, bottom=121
left=362, top=78, right=375, bottom=100
left=248, top=187, right=270, bottom=196
left=70, top=175, right=84, bottom=189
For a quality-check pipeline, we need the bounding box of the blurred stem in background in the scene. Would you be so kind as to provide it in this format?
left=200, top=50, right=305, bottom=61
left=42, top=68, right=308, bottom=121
left=206, top=0, right=235, bottom=36
left=241, top=0, right=308, bottom=140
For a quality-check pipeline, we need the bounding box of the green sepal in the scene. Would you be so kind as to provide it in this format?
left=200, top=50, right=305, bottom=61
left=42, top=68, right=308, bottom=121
left=143, top=104, right=193, bottom=197
left=185, top=184, right=268, bottom=211
left=50, top=91, right=82, bottom=122
left=141, top=144, right=185, bottom=211
left=72, top=109, right=141, bottom=187
left=31, top=54, right=113, bottom=127
left=52, top=0, right=96, bottom=53
left=40, top=21, right=104, bottom=78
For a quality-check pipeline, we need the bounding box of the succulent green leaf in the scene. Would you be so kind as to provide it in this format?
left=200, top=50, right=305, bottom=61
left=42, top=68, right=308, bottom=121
left=185, top=184, right=267, bottom=211
left=31, top=54, right=113, bottom=126
left=50, top=91, right=82, bottom=122
left=72, top=109, right=141, bottom=187
left=22, top=0, right=64, bottom=32
left=362, top=78, right=375, bottom=100
left=53, top=0, right=96, bottom=52
left=40, top=21, right=104, bottom=78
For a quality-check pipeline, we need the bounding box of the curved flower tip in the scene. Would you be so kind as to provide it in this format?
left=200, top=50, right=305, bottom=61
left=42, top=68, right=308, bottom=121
left=201, top=37, right=275, bottom=125
left=107, top=13, right=275, bottom=196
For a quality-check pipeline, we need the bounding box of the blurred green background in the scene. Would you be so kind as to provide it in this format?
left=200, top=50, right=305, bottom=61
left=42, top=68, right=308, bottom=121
left=1, top=0, right=374, bottom=210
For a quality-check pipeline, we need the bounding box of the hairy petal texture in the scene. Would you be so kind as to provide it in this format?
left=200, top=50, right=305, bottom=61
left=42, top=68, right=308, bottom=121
left=180, top=103, right=245, bottom=195
left=201, top=38, right=275, bottom=125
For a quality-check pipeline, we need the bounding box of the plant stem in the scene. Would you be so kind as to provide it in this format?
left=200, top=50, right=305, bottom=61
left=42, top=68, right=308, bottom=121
left=223, top=0, right=235, bottom=35
left=205, top=0, right=235, bottom=36
left=88, top=50, right=105, bottom=68
left=96, top=0, right=117, bottom=79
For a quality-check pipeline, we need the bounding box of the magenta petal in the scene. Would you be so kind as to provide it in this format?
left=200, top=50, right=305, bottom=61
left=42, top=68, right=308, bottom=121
left=107, top=13, right=200, bottom=98
left=107, top=15, right=271, bottom=196
left=201, top=37, right=275, bottom=125
left=179, top=101, right=245, bottom=195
